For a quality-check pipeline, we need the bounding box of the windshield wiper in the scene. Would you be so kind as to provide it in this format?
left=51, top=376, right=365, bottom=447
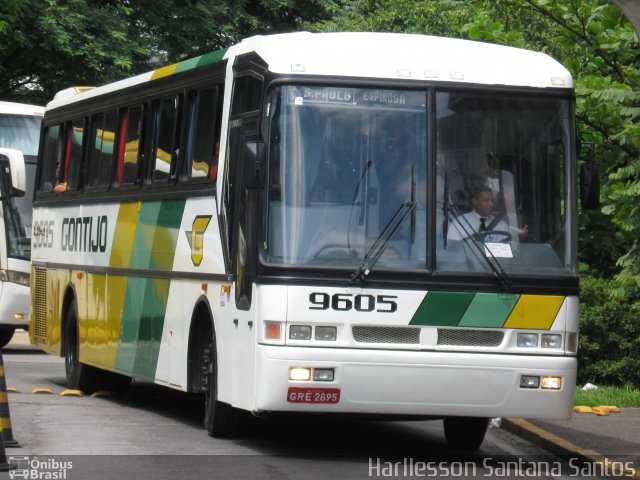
left=445, top=206, right=513, bottom=290
left=351, top=201, right=416, bottom=282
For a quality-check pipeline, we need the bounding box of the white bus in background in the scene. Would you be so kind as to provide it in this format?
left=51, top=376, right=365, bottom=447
left=0, top=101, right=44, bottom=347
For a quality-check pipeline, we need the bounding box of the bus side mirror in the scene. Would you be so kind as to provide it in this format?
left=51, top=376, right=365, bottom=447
left=579, top=143, right=600, bottom=210
left=243, top=140, right=265, bottom=190
left=0, top=148, right=26, bottom=201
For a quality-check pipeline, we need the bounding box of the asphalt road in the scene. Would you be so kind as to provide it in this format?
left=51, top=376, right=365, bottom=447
left=0, top=332, right=584, bottom=480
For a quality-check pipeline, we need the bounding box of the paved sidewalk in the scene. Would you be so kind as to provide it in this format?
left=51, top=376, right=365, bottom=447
left=504, top=409, right=640, bottom=478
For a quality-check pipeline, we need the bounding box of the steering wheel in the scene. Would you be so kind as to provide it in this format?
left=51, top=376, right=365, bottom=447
left=471, top=230, right=511, bottom=243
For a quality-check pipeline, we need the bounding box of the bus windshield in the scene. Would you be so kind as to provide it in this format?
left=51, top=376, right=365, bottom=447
left=0, top=114, right=41, bottom=156
left=265, top=85, right=575, bottom=278
left=266, top=85, right=428, bottom=270
left=0, top=113, right=41, bottom=260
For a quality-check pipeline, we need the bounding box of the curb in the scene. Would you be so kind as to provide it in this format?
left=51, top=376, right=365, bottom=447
left=502, top=418, right=640, bottom=479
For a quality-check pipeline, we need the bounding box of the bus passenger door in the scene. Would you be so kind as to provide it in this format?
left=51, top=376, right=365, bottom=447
left=223, top=65, right=265, bottom=409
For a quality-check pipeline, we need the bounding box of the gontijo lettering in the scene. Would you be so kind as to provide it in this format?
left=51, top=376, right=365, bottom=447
left=61, top=215, right=108, bottom=252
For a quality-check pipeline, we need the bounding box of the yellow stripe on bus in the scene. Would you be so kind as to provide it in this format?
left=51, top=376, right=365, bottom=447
left=503, top=294, right=565, bottom=330
left=110, top=202, right=140, bottom=268
left=151, top=63, right=179, bottom=80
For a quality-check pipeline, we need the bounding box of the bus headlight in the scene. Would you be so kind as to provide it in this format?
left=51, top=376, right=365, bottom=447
left=289, top=325, right=312, bottom=340
left=7, top=270, right=30, bottom=286
left=541, top=334, right=562, bottom=349
left=517, top=333, right=538, bottom=348
left=315, top=326, right=337, bottom=341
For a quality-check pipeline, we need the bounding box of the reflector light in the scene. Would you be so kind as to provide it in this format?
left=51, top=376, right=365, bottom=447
left=541, top=376, right=562, bottom=390
left=520, top=375, right=540, bottom=389
left=566, top=333, right=579, bottom=353
left=264, top=321, right=282, bottom=341
left=289, top=367, right=311, bottom=381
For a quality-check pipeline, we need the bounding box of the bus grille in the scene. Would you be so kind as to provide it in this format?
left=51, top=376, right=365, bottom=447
left=33, top=268, right=47, bottom=340
left=437, top=328, right=504, bottom=347
left=352, top=326, right=420, bottom=344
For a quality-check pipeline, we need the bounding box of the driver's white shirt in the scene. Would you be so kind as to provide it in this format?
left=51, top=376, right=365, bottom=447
left=447, top=210, right=509, bottom=242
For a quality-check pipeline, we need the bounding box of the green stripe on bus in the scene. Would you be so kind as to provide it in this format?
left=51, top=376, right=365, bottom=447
left=133, top=277, right=170, bottom=379
left=116, top=276, right=146, bottom=373
left=410, top=291, right=475, bottom=326
left=458, top=292, right=519, bottom=328
left=115, top=199, right=186, bottom=379
left=197, top=48, right=228, bottom=67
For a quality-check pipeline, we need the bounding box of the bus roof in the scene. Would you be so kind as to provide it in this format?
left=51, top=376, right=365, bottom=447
left=46, top=32, right=573, bottom=111
left=0, top=101, right=44, bottom=116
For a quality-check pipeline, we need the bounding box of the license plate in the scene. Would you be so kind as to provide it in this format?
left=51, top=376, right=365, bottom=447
left=287, top=387, right=341, bottom=404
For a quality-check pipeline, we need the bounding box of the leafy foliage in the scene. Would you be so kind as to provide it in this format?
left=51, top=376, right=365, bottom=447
left=578, top=276, right=640, bottom=387
left=0, top=0, right=330, bottom=104
left=306, top=0, right=472, bottom=36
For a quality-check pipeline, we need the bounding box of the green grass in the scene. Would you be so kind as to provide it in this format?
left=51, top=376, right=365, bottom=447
left=574, top=385, right=640, bottom=407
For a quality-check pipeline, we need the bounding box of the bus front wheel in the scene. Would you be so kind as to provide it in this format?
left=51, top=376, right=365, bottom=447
left=443, top=416, right=489, bottom=451
left=203, top=340, right=240, bottom=438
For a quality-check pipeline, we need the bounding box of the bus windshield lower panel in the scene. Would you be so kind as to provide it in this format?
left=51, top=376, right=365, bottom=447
left=264, top=85, right=576, bottom=279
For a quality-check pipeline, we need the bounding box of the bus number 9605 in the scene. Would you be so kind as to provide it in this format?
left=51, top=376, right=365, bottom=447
left=309, top=292, right=398, bottom=313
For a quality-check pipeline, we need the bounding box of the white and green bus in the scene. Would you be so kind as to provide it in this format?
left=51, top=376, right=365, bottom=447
left=0, top=101, right=43, bottom=347
left=28, top=32, right=585, bottom=450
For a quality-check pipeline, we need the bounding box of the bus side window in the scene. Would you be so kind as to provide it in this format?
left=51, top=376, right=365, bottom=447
left=185, top=86, right=221, bottom=182
left=87, top=111, right=116, bottom=190
left=113, top=104, right=144, bottom=188
left=39, top=124, right=62, bottom=193
left=151, top=95, right=180, bottom=183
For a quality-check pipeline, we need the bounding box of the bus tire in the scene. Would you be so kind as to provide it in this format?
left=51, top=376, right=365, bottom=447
left=443, top=416, right=489, bottom=451
left=0, top=326, right=15, bottom=348
left=203, top=340, right=239, bottom=438
left=64, top=299, right=99, bottom=393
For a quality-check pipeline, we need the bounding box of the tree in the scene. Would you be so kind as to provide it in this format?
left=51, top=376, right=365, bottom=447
left=307, top=0, right=472, bottom=37
left=1, top=0, right=330, bottom=105
left=1, top=0, right=141, bottom=104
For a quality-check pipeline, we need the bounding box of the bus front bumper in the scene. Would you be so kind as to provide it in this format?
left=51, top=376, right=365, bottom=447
left=0, top=282, right=30, bottom=327
left=254, top=345, right=576, bottom=419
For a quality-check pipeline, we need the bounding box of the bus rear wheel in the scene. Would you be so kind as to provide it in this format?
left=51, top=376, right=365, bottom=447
left=203, top=341, right=240, bottom=438
left=64, top=299, right=98, bottom=393
left=443, top=416, right=489, bottom=451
